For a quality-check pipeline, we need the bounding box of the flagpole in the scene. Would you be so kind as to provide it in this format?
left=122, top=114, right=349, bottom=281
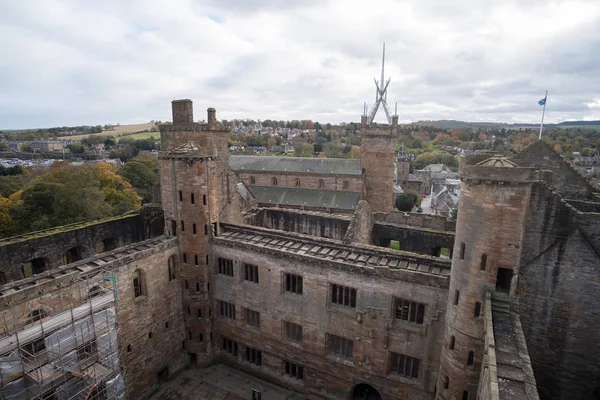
left=538, top=90, right=548, bottom=140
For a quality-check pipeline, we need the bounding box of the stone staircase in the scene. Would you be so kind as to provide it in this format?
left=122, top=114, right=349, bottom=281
left=491, top=293, right=513, bottom=315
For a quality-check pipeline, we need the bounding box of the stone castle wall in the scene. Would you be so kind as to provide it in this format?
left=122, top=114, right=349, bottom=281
left=238, top=172, right=364, bottom=193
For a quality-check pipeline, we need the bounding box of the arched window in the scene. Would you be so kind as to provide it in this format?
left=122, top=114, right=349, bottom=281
left=449, top=335, right=455, bottom=350
left=460, top=243, right=465, bottom=260
left=318, top=179, right=325, bottom=188
left=63, top=246, right=83, bottom=265
left=480, top=254, right=487, bottom=271
left=88, top=285, right=103, bottom=299
left=272, top=177, right=278, bottom=186
left=168, top=256, right=177, bottom=281
left=295, top=178, right=301, bottom=187
left=30, top=309, right=47, bottom=323
left=343, top=181, right=349, bottom=190
left=250, top=176, right=256, bottom=185
left=133, top=269, right=143, bottom=298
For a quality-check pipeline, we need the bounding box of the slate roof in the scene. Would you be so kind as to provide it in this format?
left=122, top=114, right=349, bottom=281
left=229, top=155, right=362, bottom=176
left=248, top=186, right=360, bottom=210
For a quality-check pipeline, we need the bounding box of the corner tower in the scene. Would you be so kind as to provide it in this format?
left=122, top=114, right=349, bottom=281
left=360, top=114, right=397, bottom=213
left=436, top=156, right=537, bottom=399
left=159, top=100, right=236, bottom=366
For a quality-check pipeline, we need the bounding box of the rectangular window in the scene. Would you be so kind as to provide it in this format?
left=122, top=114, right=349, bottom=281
left=218, top=257, right=234, bottom=276
left=204, top=224, right=208, bottom=235
left=178, top=190, right=182, bottom=202
left=244, top=263, right=259, bottom=283
left=244, top=308, right=260, bottom=328
left=183, top=253, right=187, bottom=264
left=330, top=284, right=357, bottom=308
left=327, top=334, right=353, bottom=360
left=394, top=298, right=425, bottom=324
left=194, top=254, right=198, bottom=266
left=454, top=290, right=460, bottom=305
left=193, top=223, right=197, bottom=234
left=219, top=300, right=236, bottom=320
left=133, top=277, right=142, bottom=298
left=284, top=321, right=303, bottom=342
left=197, top=309, right=202, bottom=319
left=474, top=302, right=481, bottom=317
left=284, top=273, right=303, bottom=294
left=191, top=193, right=195, bottom=204
left=221, top=337, right=238, bottom=356
left=245, top=347, right=262, bottom=366
left=390, top=352, right=420, bottom=379
left=181, top=220, right=184, bottom=232
left=284, top=361, right=304, bottom=380
left=203, top=194, right=207, bottom=205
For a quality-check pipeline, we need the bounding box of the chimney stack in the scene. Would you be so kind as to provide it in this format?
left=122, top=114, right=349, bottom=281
left=172, top=99, right=193, bottom=124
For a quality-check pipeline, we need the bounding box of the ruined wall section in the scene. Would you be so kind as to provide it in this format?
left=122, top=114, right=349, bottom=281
left=0, top=207, right=163, bottom=283
left=374, top=211, right=456, bottom=232
left=518, top=183, right=600, bottom=400
left=343, top=200, right=374, bottom=245
left=238, top=172, right=364, bottom=193
left=371, top=223, right=455, bottom=257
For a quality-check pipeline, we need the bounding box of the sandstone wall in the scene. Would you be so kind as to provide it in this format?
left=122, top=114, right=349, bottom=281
left=238, top=172, right=364, bottom=193
left=374, top=211, right=456, bottom=232
left=372, top=223, right=455, bottom=257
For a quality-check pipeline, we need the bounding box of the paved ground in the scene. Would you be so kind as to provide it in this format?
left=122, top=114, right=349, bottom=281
left=150, top=364, right=304, bottom=400
left=420, top=194, right=433, bottom=214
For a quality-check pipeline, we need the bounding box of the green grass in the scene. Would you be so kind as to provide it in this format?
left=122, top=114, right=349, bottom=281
left=390, top=240, right=400, bottom=250
left=118, top=131, right=160, bottom=142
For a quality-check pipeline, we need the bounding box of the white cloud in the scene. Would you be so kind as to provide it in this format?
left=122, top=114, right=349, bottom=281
left=0, top=0, right=599, bottom=128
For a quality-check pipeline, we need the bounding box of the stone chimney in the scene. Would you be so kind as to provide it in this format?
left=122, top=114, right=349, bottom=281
left=172, top=99, right=193, bottom=124
left=361, top=115, right=368, bottom=130
left=207, top=107, right=217, bottom=125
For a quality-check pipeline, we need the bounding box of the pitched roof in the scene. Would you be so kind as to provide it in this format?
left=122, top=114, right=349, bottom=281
left=229, top=155, right=362, bottom=176
left=248, top=186, right=360, bottom=210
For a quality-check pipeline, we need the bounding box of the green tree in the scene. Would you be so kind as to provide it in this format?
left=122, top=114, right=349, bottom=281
left=118, top=154, right=159, bottom=203
left=395, top=193, right=416, bottom=211
left=300, top=143, right=314, bottom=157
left=69, top=143, right=85, bottom=154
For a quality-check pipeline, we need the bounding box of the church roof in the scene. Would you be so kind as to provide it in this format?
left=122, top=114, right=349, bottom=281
left=248, top=186, right=360, bottom=210
left=229, top=156, right=362, bottom=176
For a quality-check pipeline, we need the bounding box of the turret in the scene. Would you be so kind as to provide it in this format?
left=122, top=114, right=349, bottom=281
left=436, top=156, right=538, bottom=399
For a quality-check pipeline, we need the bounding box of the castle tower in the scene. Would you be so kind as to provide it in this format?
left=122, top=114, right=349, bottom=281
left=360, top=115, right=397, bottom=213
left=396, top=143, right=410, bottom=187
left=159, top=100, right=235, bottom=365
left=436, top=156, right=537, bottom=399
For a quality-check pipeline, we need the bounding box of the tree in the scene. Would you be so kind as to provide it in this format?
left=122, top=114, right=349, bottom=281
left=0, top=196, right=16, bottom=238
left=94, top=163, right=142, bottom=214
left=118, top=154, right=159, bottom=203
left=300, top=143, right=314, bottom=157
left=69, top=143, right=85, bottom=154
left=395, top=193, right=416, bottom=211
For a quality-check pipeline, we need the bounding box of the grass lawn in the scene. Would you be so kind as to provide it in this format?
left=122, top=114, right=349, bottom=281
left=390, top=240, right=400, bottom=250
left=118, top=131, right=160, bottom=142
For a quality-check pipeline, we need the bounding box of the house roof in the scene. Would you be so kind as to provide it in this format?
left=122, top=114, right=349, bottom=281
left=229, top=155, right=362, bottom=176
left=248, top=186, right=361, bottom=210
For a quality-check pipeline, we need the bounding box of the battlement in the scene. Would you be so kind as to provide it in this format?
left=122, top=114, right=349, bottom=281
left=215, top=223, right=451, bottom=287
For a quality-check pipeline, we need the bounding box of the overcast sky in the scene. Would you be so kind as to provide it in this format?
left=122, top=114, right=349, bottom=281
left=1, top=0, right=600, bottom=129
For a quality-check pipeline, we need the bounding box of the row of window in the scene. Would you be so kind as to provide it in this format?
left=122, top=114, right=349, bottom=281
left=220, top=334, right=420, bottom=379
left=443, top=375, right=472, bottom=400
left=249, top=176, right=350, bottom=190
left=453, top=290, right=482, bottom=317
left=179, top=221, right=209, bottom=235
left=178, top=190, right=207, bottom=205
left=459, top=242, right=488, bottom=272
left=447, top=336, right=476, bottom=366
left=216, top=258, right=427, bottom=324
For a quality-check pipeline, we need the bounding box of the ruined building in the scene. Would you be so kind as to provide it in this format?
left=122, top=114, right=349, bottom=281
left=1, top=100, right=599, bottom=400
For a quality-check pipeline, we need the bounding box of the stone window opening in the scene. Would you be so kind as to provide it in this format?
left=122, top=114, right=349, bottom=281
left=133, top=269, right=143, bottom=298
left=496, top=268, right=513, bottom=293
left=63, top=246, right=83, bottom=265
left=170, top=220, right=177, bottom=237
left=218, top=258, right=234, bottom=276
left=295, top=178, right=301, bottom=187
left=148, top=332, right=152, bottom=339
left=203, top=194, right=207, bottom=205
left=197, top=309, right=202, bottom=319
left=250, top=176, right=256, bottom=185
left=285, top=361, right=304, bottom=380
left=330, top=284, right=357, bottom=308
left=219, top=300, right=236, bottom=319
left=327, top=333, right=353, bottom=360
left=194, top=255, right=198, bottom=266
left=165, top=321, right=169, bottom=329
left=480, top=254, right=487, bottom=271
left=180, top=220, right=185, bottom=232
left=221, top=336, right=238, bottom=356
left=467, top=351, right=474, bottom=366
left=444, top=376, right=449, bottom=389
left=474, top=302, right=481, bottom=317
left=193, top=223, right=197, bottom=234
left=196, top=282, right=200, bottom=292
left=460, top=242, right=465, bottom=259
left=127, top=344, right=132, bottom=353
left=29, top=309, right=47, bottom=324
left=449, top=336, right=455, bottom=350
left=188, top=331, right=192, bottom=340
left=454, top=290, right=460, bottom=305
left=191, top=193, right=195, bottom=204
left=0, top=271, right=5, bottom=284
left=183, top=253, right=187, bottom=264
left=318, top=179, right=325, bottom=188
left=394, top=298, right=425, bottom=324
left=178, top=190, right=182, bottom=202
left=204, top=224, right=208, bottom=235
left=284, top=273, right=303, bottom=294
left=463, top=391, right=469, bottom=400
left=390, top=352, right=420, bottom=379
left=245, top=347, right=262, bottom=365
left=243, top=308, right=260, bottom=328
left=272, top=177, right=278, bottom=186
left=185, top=280, right=189, bottom=289
left=168, top=255, right=177, bottom=281
left=343, top=180, right=349, bottom=190
left=284, top=321, right=303, bottom=342
left=244, top=263, right=259, bottom=283
left=187, top=307, right=191, bottom=315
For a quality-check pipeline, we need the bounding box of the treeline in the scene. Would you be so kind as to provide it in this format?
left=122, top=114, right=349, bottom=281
left=0, top=154, right=158, bottom=238
left=67, top=135, right=159, bottom=162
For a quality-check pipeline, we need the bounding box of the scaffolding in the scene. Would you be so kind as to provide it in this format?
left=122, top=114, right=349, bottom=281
left=0, top=272, right=125, bottom=400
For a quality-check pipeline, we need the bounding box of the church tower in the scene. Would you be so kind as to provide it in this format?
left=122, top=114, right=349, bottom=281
left=436, top=156, right=536, bottom=399
left=159, top=100, right=236, bottom=365
left=360, top=114, right=397, bottom=213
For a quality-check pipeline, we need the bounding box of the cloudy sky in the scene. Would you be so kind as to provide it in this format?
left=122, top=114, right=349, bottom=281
left=1, top=0, right=600, bottom=129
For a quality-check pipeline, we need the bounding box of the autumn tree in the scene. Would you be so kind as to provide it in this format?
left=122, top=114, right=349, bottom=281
left=118, top=154, right=159, bottom=203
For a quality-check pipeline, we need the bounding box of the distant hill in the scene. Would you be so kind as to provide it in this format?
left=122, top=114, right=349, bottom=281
left=409, top=119, right=600, bottom=130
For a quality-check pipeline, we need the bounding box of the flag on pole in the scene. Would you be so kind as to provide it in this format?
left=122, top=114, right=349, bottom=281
left=538, top=96, right=547, bottom=106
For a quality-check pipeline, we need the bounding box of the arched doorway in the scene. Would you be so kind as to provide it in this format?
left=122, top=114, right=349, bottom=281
left=352, top=383, right=382, bottom=400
